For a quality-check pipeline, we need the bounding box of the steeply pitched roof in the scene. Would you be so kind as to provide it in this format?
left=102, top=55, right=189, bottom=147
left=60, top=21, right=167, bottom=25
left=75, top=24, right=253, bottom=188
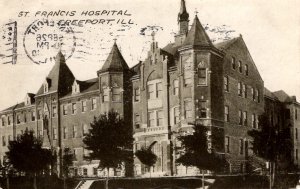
left=1, top=102, right=26, bottom=112
left=62, top=78, right=99, bottom=98
left=36, top=51, right=75, bottom=96
left=183, top=15, right=212, bottom=46
left=98, top=42, right=129, bottom=74
left=214, top=37, right=240, bottom=51
left=273, top=90, right=294, bottom=103
left=264, top=88, right=278, bottom=100
left=178, top=0, right=189, bottom=22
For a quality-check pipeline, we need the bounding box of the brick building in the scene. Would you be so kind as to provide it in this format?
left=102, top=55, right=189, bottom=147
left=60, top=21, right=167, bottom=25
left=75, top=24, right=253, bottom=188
left=0, top=0, right=299, bottom=177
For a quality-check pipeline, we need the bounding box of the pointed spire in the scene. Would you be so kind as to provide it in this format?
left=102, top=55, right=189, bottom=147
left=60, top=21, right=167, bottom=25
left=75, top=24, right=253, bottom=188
left=98, top=42, right=129, bottom=74
left=178, top=0, right=189, bottom=22
left=55, top=50, right=65, bottom=64
left=183, top=15, right=212, bottom=46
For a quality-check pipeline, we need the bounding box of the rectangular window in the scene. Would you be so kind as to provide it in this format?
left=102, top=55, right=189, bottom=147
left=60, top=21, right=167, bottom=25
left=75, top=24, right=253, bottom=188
left=256, top=114, right=259, bottom=129
left=239, top=110, right=242, bottom=125
left=225, top=106, right=229, bottom=122
left=239, top=139, right=244, bottom=155
left=242, top=84, right=247, bottom=98
left=224, top=76, right=229, bottom=92
left=134, top=88, right=140, bottom=102
left=296, top=109, right=298, bottom=120
left=53, top=128, right=57, bottom=140
left=93, top=168, right=98, bottom=176
left=252, top=87, right=255, bottom=101
left=83, top=168, right=88, bottom=176
left=173, top=80, right=179, bottom=95
left=83, top=124, right=89, bottom=135
left=1, top=117, right=5, bottom=126
left=257, top=89, right=260, bottom=103
left=52, top=106, right=57, bottom=117
left=8, top=116, right=11, bottom=125
left=157, top=110, right=164, bottom=126
left=112, top=88, right=121, bottom=102
left=198, top=68, right=207, bottom=85
left=243, top=111, right=248, bottom=126
left=199, top=101, right=207, bottom=118
left=81, top=101, right=87, bottom=112
left=148, top=111, right=155, bottom=127
left=31, top=111, right=36, bottom=121
left=103, top=89, right=109, bottom=102
left=73, top=125, right=78, bottom=138
left=231, top=57, right=236, bottom=70
left=184, top=100, right=193, bottom=119
left=72, top=103, right=77, bottom=114
left=63, top=127, right=67, bottom=139
left=245, top=64, right=249, bottom=76
left=238, top=82, right=242, bottom=96
left=135, top=114, right=141, bottom=129
left=256, top=89, right=259, bottom=103
left=24, top=113, right=27, bottom=123
left=252, top=114, right=256, bottom=129
left=147, top=84, right=155, bottom=99
left=225, top=136, right=230, bottom=153
left=38, top=130, right=43, bottom=137
left=174, top=107, right=180, bottom=124
left=296, top=149, right=299, bottom=160
left=17, top=114, right=21, bottom=124
left=2, top=136, right=6, bottom=146
left=296, top=128, right=298, bottom=140
left=238, top=61, right=242, bottom=73
left=184, top=63, right=192, bottom=86
left=63, top=105, right=67, bottom=115
left=156, top=82, right=163, bottom=98
left=92, top=98, right=97, bottom=110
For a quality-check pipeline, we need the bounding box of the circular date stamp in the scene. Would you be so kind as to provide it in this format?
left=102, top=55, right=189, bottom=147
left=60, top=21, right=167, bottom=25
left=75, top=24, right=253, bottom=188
left=23, top=19, right=76, bottom=64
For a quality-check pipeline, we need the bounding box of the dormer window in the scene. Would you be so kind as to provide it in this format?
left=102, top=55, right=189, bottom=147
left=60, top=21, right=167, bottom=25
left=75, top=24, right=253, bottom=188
left=72, top=81, right=80, bottom=94
left=44, top=83, right=48, bottom=93
left=43, top=78, right=51, bottom=93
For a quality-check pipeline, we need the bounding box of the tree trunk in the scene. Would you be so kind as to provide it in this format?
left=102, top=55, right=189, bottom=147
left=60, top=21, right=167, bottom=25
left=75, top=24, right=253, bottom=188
left=202, top=170, right=205, bottom=189
left=269, top=163, right=272, bottom=189
left=149, top=166, right=152, bottom=187
left=33, top=173, right=37, bottom=189
left=105, top=168, right=109, bottom=189
left=272, top=162, right=275, bottom=187
left=63, top=177, right=66, bottom=189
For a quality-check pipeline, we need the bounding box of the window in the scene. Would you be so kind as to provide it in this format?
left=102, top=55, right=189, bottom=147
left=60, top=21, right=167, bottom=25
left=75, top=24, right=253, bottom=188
left=37, top=109, right=42, bottom=120
left=24, top=113, right=27, bottom=123
left=225, top=136, right=230, bottom=153
left=17, top=114, right=21, bottom=124
left=296, top=149, right=299, bottom=160
left=81, top=101, right=87, bottom=112
left=72, top=103, right=77, bottom=114
left=73, top=125, right=78, bottom=138
left=296, top=128, right=298, bottom=140
left=134, top=88, right=140, bottom=102
left=112, top=88, right=121, bottom=102
left=239, top=139, right=244, bottom=155
left=238, top=61, right=242, bottom=73
left=93, top=168, right=98, bottom=176
left=148, top=111, right=155, bottom=127
left=7, top=116, right=11, bottom=125
left=1, top=117, right=5, bottom=126
left=183, top=60, right=192, bottom=86
left=147, top=84, right=155, bottom=99
left=231, top=57, right=236, bottom=70
left=256, top=89, right=260, bottom=103
left=83, top=168, right=88, bottom=176
left=296, top=109, right=298, bottom=120
left=239, top=110, right=242, bottom=125
left=199, top=101, right=207, bottom=118
left=44, top=83, right=48, bottom=93
left=2, top=136, right=6, bottom=146
left=252, top=114, right=257, bottom=129
left=103, top=88, right=109, bottom=102
left=238, top=82, right=242, bottom=96
left=184, top=100, right=193, bottom=119
left=31, top=111, right=35, bottom=121
left=92, top=98, right=97, bottom=110
left=83, top=124, right=89, bottom=135
left=256, top=114, right=259, bottom=129
left=242, top=84, right=247, bottom=98
left=156, top=82, right=163, bottom=98
left=63, top=105, right=67, bottom=115
left=53, top=128, right=57, bottom=140
left=173, top=80, right=179, bottom=95
left=224, top=106, right=229, bottom=122
left=135, top=114, right=141, bottom=129
left=156, top=110, right=163, bottom=126
left=63, top=127, right=67, bottom=139
left=198, top=68, right=207, bottom=85
left=83, top=149, right=90, bottom=158
left=224, top=76, right=229, bottom=92
left=52, top=106, right=57, bottom=117
left=8, top=135, right=12, bottom=142
left=245, top=64, right=249, bottom=76
left=251, top=87, right=255, bottom=101
left=243, top=111, right=248, bottom=126
left=174, top=107, right=180, bottom=124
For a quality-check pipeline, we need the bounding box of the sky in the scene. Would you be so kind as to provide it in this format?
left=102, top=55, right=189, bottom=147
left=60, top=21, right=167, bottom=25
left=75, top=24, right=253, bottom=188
left=0, top=0, right=299, bottom=110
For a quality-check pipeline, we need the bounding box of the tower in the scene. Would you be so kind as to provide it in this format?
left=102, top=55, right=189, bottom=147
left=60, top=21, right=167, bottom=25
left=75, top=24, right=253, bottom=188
left=175, top=0, right=189, bottom=45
